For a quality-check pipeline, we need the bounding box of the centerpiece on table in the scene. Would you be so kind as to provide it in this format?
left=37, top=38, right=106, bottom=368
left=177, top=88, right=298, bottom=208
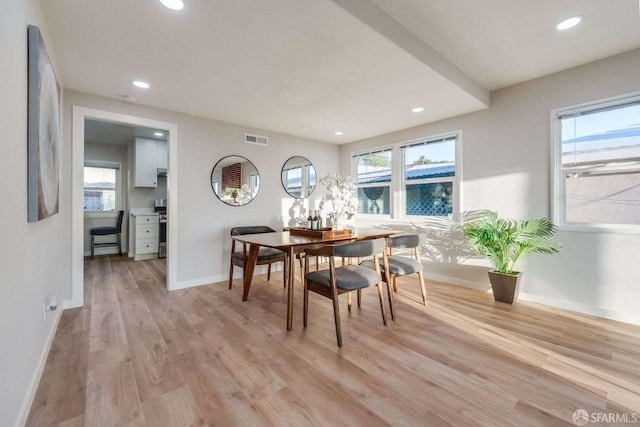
left=318, top=173, right=359, bottom=230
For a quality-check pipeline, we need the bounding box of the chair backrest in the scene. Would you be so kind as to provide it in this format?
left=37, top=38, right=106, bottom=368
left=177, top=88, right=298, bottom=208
left=115, top=210, right=125, bottom=233
left=333, top=238, right=386, bottom=258
left=231, top=226, right=276, bottom=236
left=387, top=234, right=423, bottom=249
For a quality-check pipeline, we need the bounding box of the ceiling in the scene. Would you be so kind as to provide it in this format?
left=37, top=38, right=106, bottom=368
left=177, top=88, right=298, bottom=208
left=41, top=0, right=640, bottom=144
left=85, top=119, right=168, bottom=145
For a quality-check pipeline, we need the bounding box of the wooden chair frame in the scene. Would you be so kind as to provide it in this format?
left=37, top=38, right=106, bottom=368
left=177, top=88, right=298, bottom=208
left=228, top=227, right=286, bottom=290
left=302, top=241, right=392, bottom=347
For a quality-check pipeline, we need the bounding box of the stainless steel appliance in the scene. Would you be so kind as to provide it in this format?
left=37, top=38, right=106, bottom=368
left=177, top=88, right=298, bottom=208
left=154, top=199, right=167, bottom=258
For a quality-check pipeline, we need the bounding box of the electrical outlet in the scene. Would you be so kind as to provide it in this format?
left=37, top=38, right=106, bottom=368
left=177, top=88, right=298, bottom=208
left=43, top=296, right=58, bottom=322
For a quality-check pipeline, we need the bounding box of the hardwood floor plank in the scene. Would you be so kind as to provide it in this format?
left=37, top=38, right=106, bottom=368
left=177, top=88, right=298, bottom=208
left=25, top=255, right=640, bottom=426
left=140, top=386, right=206, bottom=427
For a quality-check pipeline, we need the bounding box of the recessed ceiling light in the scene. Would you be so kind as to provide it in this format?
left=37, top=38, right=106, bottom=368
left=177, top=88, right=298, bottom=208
left=132, top=80, right=150, bottom=89
left=412, top=107, right=425, bottom=113
left=334, top=131, right=344, bottom=136
left=154, top=132, right=164, bottom=137
left=160, top=0, right=184, bottom=10
left=556, top=15, right=583, bottom=31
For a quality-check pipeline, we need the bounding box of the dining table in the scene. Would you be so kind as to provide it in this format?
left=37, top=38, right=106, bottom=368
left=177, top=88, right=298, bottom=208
left=230, top=228, right=398, bottom=330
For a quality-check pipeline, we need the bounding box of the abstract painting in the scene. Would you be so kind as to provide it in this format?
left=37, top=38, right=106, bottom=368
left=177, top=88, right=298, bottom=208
left=28, top=25, right=60, bottom=222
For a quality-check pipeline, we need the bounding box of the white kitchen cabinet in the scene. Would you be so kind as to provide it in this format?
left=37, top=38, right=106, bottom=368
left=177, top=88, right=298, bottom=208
left=133, top=138, right=159, bottom=187
left=131, top=213, right=159, bottom=260
left=156, top=140, right=167, bottom=170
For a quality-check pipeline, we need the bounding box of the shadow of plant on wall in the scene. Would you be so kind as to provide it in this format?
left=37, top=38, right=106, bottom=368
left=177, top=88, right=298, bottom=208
left=365, top=210, right=487, bottom=264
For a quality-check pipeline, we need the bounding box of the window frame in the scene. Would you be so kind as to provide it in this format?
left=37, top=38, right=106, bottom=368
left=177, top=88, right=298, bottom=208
left=550, top=91, right=640, bottom=234
left=400, top=134, right=460, bottom=219
left=351, top=131, right=462, bottom=221
left=352, top=146, right=394, bottom=219
left=83, top=160, right=122, bottom=218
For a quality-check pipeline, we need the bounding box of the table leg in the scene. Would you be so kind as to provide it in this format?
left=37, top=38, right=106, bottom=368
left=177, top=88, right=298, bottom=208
left=242, top=244, right=260, bottom=301
left=287, top=246, right=295, bottom=331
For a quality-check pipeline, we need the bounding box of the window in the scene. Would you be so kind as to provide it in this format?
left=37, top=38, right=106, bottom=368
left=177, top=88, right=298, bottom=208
left=283, top=162, right=316, bottom=198
left=552, top=94, right=640, bottom=230
left=352, top=133, right=460, bottom=219
left=84, top=162, right=120, bottom=212
left=402, top=136, right=456, bottom=217
left=250, top=173, right=260, bottom=197
left=353, top=149, right=392, bottom=215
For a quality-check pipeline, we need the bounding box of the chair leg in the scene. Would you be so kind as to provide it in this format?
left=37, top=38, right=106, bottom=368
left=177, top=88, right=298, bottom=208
left=267, top=264, right=272, bottom=281
left=91, top=235, right=95, bottom=260
left=303, top=258, right=309, bottom=328
left=299, top=257, right=304, bottom=286
left=117, top=233, right=122, bottom=256
left=357, top=289, right=362, bottom=308
left=315, top=256, right=319, bottom=271
left=303, top=281, right=309, bottom=328
left=417, top=271, right=427, bottom=305
left=376, top=283, right=388, bottom=326
left=386, top=280, right=396, bottom=321
left=228, top=263, right=234, bottom=289
left=347, top=292, right=352, bottom=312
left=332, top=294, right=343, bottom=347
left=393, top=276, right=399, bottom=292
left=283, top=260, right=287, bottom=288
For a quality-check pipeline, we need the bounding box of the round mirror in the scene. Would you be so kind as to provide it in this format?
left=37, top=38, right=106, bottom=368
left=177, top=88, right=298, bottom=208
left=211, top=155, right=260, bottom=206
left=281, top=156, right=316, bottom=199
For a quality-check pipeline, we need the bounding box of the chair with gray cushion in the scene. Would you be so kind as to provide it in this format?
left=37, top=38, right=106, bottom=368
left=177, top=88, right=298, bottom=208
left=362, top=234, right=427, bottom=305
left=303, top=238, right=391, bottom=347
left=229, top=226, right=286, bottom=290
left=90, top=210, right=125, bottom=260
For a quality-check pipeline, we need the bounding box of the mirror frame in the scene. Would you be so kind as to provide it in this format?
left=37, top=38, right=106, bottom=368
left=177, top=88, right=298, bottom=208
left=281, top=156, right=317, bottom=199
left=210, top=155, right=260, bottom=206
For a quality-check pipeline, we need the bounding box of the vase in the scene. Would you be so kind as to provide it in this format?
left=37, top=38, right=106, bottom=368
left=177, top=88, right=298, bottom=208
left=332, top=213, right=346, bottom=231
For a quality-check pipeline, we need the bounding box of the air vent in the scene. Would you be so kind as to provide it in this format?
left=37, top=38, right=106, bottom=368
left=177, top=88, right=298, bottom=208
left=244, top=133, right=269, bottom=146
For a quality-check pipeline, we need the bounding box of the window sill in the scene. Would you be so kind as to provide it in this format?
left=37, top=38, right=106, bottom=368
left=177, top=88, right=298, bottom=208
left=558, top=223, right=640, bottom=235
left=84, top=211, right=118, bottom=219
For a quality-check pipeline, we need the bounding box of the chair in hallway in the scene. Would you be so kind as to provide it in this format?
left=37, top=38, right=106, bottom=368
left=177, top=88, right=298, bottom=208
left=90, top=210, right=125, bottom=260
left=303, top=238, right=391, bottom=347
left=229, top=226, right=287, bottom=289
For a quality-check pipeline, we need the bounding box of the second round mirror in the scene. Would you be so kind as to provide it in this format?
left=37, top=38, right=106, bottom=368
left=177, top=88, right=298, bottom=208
left=281, top=156, right=316, bottom=199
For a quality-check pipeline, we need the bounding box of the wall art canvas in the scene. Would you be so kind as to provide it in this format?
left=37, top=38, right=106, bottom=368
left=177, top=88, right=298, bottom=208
left=28, top=24, right=61, bottom=222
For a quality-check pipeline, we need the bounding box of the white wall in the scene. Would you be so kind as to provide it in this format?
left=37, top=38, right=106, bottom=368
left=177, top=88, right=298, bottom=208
left=63, top=90, right=340, bottom=289
left=0, top=0, right=67, bottom=425
left=340, top=48, right=640, bottom=324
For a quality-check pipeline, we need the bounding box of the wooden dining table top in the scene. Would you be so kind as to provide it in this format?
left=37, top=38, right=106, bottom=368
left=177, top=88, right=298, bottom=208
left=230, top=228, right=397, bottom=249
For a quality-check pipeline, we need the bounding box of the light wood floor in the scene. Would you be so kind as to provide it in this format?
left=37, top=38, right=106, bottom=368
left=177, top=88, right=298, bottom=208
left=27, top=255, right=640, bottom=426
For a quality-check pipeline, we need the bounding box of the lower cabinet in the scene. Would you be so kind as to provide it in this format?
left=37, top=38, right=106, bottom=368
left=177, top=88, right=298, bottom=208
left=131, top=214, right=159, bottom=260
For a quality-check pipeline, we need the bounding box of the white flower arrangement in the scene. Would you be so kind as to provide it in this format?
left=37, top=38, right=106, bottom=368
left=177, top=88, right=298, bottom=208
left=318, top=173, right=359, bottom=223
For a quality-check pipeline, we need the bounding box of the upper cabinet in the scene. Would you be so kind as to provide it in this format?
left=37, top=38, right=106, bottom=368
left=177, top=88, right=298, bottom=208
left=133, top=138, right=167, bottom=187
left=156, top=140, right=167, bottom=170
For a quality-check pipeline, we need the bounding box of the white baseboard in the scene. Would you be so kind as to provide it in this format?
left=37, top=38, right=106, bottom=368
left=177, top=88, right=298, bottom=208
left=16, top=306, right=63, bottom=427
left=423, top=271, right=640, bottom=326
left=518, top=292, right=640, bottom=326
left=62, top=298, right=81, bottom=310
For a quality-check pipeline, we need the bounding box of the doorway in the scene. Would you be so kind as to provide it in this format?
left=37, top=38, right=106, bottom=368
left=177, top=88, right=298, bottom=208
left=71, top=107, right=178, bottom=308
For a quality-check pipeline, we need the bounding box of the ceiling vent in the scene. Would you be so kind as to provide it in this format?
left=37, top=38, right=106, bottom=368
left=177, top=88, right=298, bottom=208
left=244, top=133, right=269, bottom=146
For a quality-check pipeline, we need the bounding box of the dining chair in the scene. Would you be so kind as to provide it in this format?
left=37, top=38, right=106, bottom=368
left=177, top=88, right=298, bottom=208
left=229, top=226, right=287, bottom=289
left=363, top=234, right=427, bottom=305
left=303, top=238, right=391, bottom=347
left=90, top=210, right=125, bottom=260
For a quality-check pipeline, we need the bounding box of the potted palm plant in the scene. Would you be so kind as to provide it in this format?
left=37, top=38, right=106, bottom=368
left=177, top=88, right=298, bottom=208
left=462, top=211, right=559, bottom=304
